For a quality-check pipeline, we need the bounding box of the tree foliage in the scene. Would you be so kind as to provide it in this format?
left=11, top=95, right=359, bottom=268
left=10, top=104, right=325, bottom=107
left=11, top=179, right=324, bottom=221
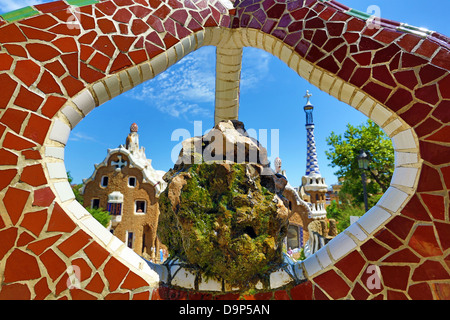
left=325, top=119, right=394, bottom=206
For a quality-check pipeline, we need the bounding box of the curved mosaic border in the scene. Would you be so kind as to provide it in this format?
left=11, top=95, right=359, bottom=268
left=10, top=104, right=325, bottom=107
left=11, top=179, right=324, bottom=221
left=0, top=0, right=448, bottom=300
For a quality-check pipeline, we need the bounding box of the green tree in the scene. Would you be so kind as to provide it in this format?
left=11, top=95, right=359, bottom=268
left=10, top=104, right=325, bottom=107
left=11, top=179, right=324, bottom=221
left=85, top=207, right=111, bottom=228
left=325, top=120, right=394, bottom=207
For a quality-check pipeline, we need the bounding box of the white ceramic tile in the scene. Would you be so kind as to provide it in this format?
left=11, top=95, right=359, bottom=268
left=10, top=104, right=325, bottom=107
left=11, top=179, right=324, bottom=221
left=150, top=53, right=167, bottom=77
left=315, top=246, right=332, bottom=268
left=302, top=254, right=322, bottom=277
left=119, top=246, right=145, bottom=272
left=140, top=62, right=154, bottom=82
left=171, top=268, right=196, bottom=289
left=340, top=83, right=355, bottom=104
left=327, top=232, right=357, bottom=261
left=391, top=129, right=416, bottom=150
left=391, top=167, right=419, bottom=188
left=382, top=119, right=402, bottom=136
left=104, top=76, right=121, bottom=98
left=119, top=71, right=133, bottom=92
left=377, top=186, right=409, bottom=212
left=358, top=97, right=375, bottom=116
left=298, top=59, right=313, bottom=80
left=92, top=82, right=109, bottom=105
left=72, top=90, right=96, bottom=116
left=61, top=105, right=82, bottom=128
left=279, top=45, right=292, bottom=64
left=46, top=162, right=68, bottom=179
left=356, top=206, right=391, bottom=234
left=350, top=91, right=365, bottom=109
left=127, top=66, right=141, bottom=87
left=292, top=262, right=305, bottom=281
left=45, top=146, right=64, bottom=160
left=320, top=73, right=335, bottom=93
left=346, top=222, right=367, bottom=242
left=49, top=119, right=71, bottom=145
left=53, top=181, right=75, bottom=202
left=66, top=200, right=90, bottom=220
left=330, top=77, right=344, bottom=100
left=309, top=68, right=323, bottom=88
left=107, top=236, right=124, bottom=252
left=371, top=103, right=392, bottom=127
left=81, top=215, right=114, bottom=245
left=270, top=269, right=292, bottom=289
left=394, top=151, right=419, bottom=166
left=195, top=30, right=205, bottom=48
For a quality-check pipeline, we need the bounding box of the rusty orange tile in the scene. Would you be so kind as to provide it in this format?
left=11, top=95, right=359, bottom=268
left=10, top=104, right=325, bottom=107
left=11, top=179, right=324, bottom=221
left=3, top=249, right=41, bottom=283
left=20, top=209, right=48, bottom=237
left=46, top=203, right=76, bottom=233
left=57, top=229, right=91, bottom=258
left=3, top=187, right=30, bottom=225
left=21, top=164, right=47, bottom=187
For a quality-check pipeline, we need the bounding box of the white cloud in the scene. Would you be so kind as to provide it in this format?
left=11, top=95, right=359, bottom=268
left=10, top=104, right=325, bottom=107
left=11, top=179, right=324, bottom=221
left=126, top=46, right=272, bottom=119
left=69, top=131, right=100, bottom=143
left=0, top=0, right=43, bottom=13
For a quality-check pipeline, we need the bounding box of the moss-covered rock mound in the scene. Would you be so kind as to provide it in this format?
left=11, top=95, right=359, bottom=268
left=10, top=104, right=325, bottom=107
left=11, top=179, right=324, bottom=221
left=158, top=162, right=289, bottom=286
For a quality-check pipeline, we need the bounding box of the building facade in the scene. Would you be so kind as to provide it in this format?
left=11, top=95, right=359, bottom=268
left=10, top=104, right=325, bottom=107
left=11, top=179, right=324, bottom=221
left=81, top=123, right=167, bottom=261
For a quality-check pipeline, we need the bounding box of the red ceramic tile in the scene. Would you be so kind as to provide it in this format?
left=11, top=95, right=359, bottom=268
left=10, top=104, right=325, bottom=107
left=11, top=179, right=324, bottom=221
left=0, top=74, right=17, bottom=108
left=3, top=44, right=28, bottom=58
left=113, top=35, right=135, bottom=52
left=93, top=36, right=116, bottom=57
left=419, top=141, right=450, bottom=166
left=103, top=256, right=130, bottom=291
left=79, top=14, right=96, bottom=31
left=0, top=169, right=17, bottom=193
left=71, top=289, right=98, bottom=300
left=72, top=258, right=92, bottom=282
left=0, top=149, right=18, bottom=166
left=382, top=248, right=420, bottom=263
left=46, top=202, right=76, bottom=233
left=0, top=283, right=31, bottom=300
left=350, top=282, right=370, bottom=300
left=21, top=26, right=56, bottom=41
left=0, top=24, right=27, bottom=43
left=45, top=60, right=66, bottom=77
left=89, top=52, right=110, bottom=72
left=431, top=283, right=450, bottom=300
left=23, top=114, right=51, bottom=146
left=26, top=43, right=60, bottom=62
left=131, top=19, right=149, bottom=35
left=417, top=164, right=444, bottom=193
left=334, top=250, right=367, bottom=282
left=35, top=0, right=69, bottom=13
left=21, top=164, right=47, bottom=187
left=386, top=88, right=413, bottom=112
left=425, top=125, right=450, bottom=144
left=104, top=292, right=130, bottom=300
left=362, top=81, right=392, bottom=103
left=57, top=229, right=91, bottom=258
left=374, top=29, right=402, bottom=44
left=17, top=231, right=36, bottom=247
left=387, top=290, right=408, bottom=300
left=14, top=60, right=41, bottom=87
left=85, top=273, right=105, bottom=294
left=393, top=70, right=418, bottom=90
left=3, top=187, right=30, bottom=225
left=431, top=47, right=450, bottom=70
left=187, top=292, right=213, bottom=300
left=0, top=107, right=28, bottom=134
left=40, top=248, right=68, bottom=281
left=400, top=103, right=431, bottom=127
left=434, top=221, right=450, bottom=251
left=312, top=269, right=350, bottom=299
left=14, top=86, right=44, bottom=111
left=61, top=52, right=80, bottom=78
left=20, top=209, right=47, bottom=237
left=34, top=278, right=51, bottom=300
left=26, top=234, right=62, bottom=256
left=415, top=83, right=440, bottom=105
left=20, top=14, right=58, bottom=29
left=4, top=249, right=41, bottom=283
left=361, top=239, right=390, bottom=262
left=41, top=95, right=67, bottom=118
left=412, top=260, right=449, bottom=282
left=110, top=53, right=132, bottom=73
left=61, top=75, right=85, bottom=97
left=274, top=290, right=290, bottom=300
left=409, top=225, right=443, bottom=257
left=52, top=37, right=78, bottom=53
left=129, top=49, right=148, bottom=64
left=420, top=194, right=445, bottom=220
left=380, top=265, right=410, bottom=291
left=37, top=70, right=63, bottom=95
left=133, top=291, right=150, bottom=300
left=290, top=280, right=313, bottom=300
left=22, top=150, right=41, bottom=160
left=400, top=194, right=431, bottom=222
left=0, top=52, right=13, bottom=70
left=32, top=187, right=56, bottom=208
left=0, top=227, right=17, bottom=260
left=146, top=15, right=165, bottom=33
left=408, top=282, right=434, bottom=300
left=397, top=34, right=421, bottom=52
left=373, top=65, right=397, bottom=87
left=3, top=132, right=36, bottom=151
left=154, top=4, right=171, bottom=19
left=349, top=67, right=370, bottom=87
left=129, top=5, right=152, bottom=18
left=121, top=271, right=149, bottom=290
left=385, top=215, right=415, bottom=240
left=80, top=62, right=105, bottom=83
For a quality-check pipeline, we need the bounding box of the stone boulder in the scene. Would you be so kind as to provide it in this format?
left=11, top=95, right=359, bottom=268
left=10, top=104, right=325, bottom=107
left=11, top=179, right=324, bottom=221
left=157, top=121, right=290, bottom=287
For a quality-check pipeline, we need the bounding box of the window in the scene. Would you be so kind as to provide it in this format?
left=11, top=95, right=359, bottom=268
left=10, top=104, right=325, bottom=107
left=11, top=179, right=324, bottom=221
left=126, top=231, right=134, bottom=249
left=287, top=225, right=303, bottom=250
left=91, top=198, right=100, bottom=209
left=128, top=176, right=136, bottom=187
left=107, top=202, right=122, bottom=216
left=135, top=200, right=146, bottom=214
left=101, top=176, right=109, bottom=187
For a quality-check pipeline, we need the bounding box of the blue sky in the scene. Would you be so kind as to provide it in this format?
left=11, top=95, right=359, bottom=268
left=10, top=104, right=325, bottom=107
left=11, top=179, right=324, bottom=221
left=1, top=0, right=449, bottom=188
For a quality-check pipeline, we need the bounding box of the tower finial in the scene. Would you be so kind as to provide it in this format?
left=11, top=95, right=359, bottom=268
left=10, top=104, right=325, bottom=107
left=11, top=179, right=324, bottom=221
left=304, top=90, right=312, bottom=105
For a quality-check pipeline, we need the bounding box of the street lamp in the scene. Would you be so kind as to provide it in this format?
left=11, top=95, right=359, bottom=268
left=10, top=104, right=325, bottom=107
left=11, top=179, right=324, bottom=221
left=357, top=149, right=370, bottom=212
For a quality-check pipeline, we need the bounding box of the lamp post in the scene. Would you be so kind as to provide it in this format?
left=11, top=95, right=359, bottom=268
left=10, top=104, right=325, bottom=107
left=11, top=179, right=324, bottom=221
left=357, top=149, right=370, bottom=212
